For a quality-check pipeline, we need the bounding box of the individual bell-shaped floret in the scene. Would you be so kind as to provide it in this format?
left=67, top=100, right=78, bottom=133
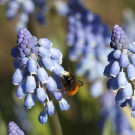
left=130, top=54, right=135, bottom=67
left=45, top=77, right=57, bottom=92
left=104, top=63, right=112, bottom=78
left=22, top=0, right=35, bottom=14
left=28, top=59, right=37, bottom=74
left=16, top=82, right=26, bottom=99
left=13, top=60, right=21, bottom=69
left=38, top=110, right=48, bottom=124
left=117, top=72, right=127, bottom=88
left=24, top=93, right=35, bottom=109
left=119, top=54, right=129, bottom=68
left=131, top=111, right=135, bottom=118
left=25, top=76, right=36, bottom=93
left=59, top=98, right=70, bottom=111
left=12, top=68, right=23, bottom=85
left=121, top=83, right=133, bottom=99
left=53, top=91, right=63, bottom=101
left=106, top=77, right=119, bottom=91
left=115, top=90, right=126, bottom=106
left=113, top=49, right=121, bottom=59
left=119, top=99, right=130, bottom=107
left=37, top=67, right=49, bottom=84
left=128, top=42, right=135, bottom=53
left=21, top=57, right=29, bottom=65
left=110, top=61, right=120, bottom=77
left=127, top=64, right=135, bottom=81
left=52, top=62, right=65, bottom=75
left=130, top=97, right=135, bottom=111
left=90, top=80, right=104, bottom=98
left=36, top=87, right=47, bottom=103
left=38, top=47, right=51, bottom=57
left=46, top=101, right=55, bottom=116
left=42, top=57, right=55, bottom=71
left=38, top=38, right=52, bottom=48
left=108, top=51, right=115, bottom=62
left=50, top=47, right=63, bottom=60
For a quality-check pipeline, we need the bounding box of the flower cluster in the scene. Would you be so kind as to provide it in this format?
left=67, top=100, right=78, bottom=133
left=104, top=24, right=135, bottom=118
left=11, top=28, right=70, bottom=124
left=8, top=121, right=25, bottom=135
left=99, top=92, right=135, bottom=135
left=66, top=0, right=111, bottom=97
left=2, top=0, right=47, bottom=31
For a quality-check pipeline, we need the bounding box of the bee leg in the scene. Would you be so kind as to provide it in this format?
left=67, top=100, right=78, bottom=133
left=56, top=89, right=65, bottom=92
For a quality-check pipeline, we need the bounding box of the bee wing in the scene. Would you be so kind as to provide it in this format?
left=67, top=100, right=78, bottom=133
left=77, top=80, right=84, bottom=87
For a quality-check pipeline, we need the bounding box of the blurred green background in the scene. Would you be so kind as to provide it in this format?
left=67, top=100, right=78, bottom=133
left=0, top=0, right=135, bottom=135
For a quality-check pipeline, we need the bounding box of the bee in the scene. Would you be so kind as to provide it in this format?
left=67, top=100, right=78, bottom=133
left=57, top=71, right=84, bottom=96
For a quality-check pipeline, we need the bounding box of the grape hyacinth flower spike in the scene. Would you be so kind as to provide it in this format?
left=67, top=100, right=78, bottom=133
left=8, top=121, right=25, bottom=135
left=104, top=24, right=135, bottom=118
left=11, top=28, right=70, bottom=124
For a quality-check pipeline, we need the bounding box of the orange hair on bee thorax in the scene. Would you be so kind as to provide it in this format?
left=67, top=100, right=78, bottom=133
left=65, top=84, right=79, bottom=96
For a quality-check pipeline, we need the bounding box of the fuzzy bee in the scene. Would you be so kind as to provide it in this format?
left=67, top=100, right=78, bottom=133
left=57, top=71, right=84, bottom=96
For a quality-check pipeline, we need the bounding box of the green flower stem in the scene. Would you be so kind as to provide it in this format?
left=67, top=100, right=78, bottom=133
left=49, top=111, right=63, bottom=135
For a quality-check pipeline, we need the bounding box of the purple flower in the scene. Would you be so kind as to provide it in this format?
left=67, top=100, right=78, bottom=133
left=8, top=121, right=24, bottom=135
left=104, top=25, right=135, bottom=118
left=11, top=28, right=70, bottom=124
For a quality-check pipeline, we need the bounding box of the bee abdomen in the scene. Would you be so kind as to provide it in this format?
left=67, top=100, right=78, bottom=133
left=65, top=84, right=79, bottom=96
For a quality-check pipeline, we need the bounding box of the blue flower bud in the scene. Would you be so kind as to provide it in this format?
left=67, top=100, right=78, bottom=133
left=11, top=46, right=19, bottom=58
left=115, top=90, right=126, bottom=106
left=24, top=93, right=35, bottom=109
left=19, top=12, right=29, bottom=24
left=122, top=83, right=133, bottom=99
left=36, top=88, right=47, bottom=103
left=117, top=72, right=127, bottom=88
left=37, top=67, right=49, bottom=84
left=42, top=57, right=55, bottom=71
left=90, top=80, right=104, bottom=97
left=107, top=77, right=119, bottom=91
left=59, top=98, right=70, bottom=111
left=25, top=76, right=36, bottom=93
left=38, top=47, right=51, bottom=57
left=127, top=64, right=135, bottom=81
left=110, top=61, right=120, bottom=77
left=16, top=82, right=26, bottom=99
left=130, top=97, right=135, bottom=111
left=52, top=62, right=65, bottom=75
left=104, top=63, right=112, bottom=78
left=12, top=68, right=23, bottom=85
left=22, top=0, right=35, bottom=14
left=129, top=43, right=135, bottom=53
left=130, top=54, right=135, bottom=67
left=131, top=111, right=135, bottom=118
left=38, top=110, right=48, bottom=124
left=113, top=49, right=121, bottom=59
left=50, top=47, right=63, bottom=60
left=38, top=38, right=52, bottom=48
left=21, top=57, right=29, bottom=65
left=13, top=60, right=21, bottom=69
left=108, top=51, right=115, bottom=62
left=119, top=54, right=129, bottom=67
left=28, top=59, right=37, bottom=74
left=45, top=77, right=57, bottom=92
left=53, top=91, right=63, bottom=100
left=120, top=99, right=129, bottom=107
left=66, top=32, right=75, bottom=47
left=52, top=59, right=62, bottom=65
left=46, top=101, right=55, bottom=116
